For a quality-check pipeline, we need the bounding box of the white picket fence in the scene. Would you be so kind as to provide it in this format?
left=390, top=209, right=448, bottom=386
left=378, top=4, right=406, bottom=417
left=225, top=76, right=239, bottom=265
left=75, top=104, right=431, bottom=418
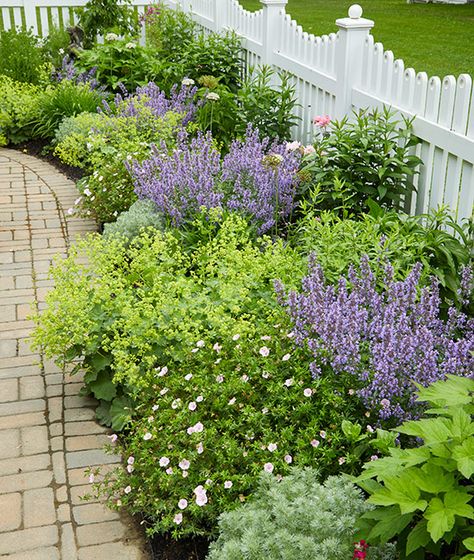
left=1, top=0, right=473, bottom=223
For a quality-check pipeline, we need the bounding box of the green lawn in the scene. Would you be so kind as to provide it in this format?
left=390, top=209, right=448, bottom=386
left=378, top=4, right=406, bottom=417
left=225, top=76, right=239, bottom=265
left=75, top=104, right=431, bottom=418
left=238, top=0, right=474, bottom=79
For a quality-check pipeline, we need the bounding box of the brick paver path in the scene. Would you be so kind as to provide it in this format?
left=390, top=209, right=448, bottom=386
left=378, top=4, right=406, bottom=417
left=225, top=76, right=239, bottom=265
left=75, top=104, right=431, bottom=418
left=0, top=149, right=151, bottom=559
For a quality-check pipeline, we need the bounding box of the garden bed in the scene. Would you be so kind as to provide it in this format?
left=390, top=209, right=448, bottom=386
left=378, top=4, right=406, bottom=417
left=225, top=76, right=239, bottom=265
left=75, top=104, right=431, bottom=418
left=1, top=2, right=473, bottom=559
left=14, top=139, right=85, bottom=182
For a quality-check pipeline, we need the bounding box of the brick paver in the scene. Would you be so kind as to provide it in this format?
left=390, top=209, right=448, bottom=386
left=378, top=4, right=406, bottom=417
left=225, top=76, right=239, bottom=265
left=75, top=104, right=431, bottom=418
left=0, top=149, right=150, bottom=559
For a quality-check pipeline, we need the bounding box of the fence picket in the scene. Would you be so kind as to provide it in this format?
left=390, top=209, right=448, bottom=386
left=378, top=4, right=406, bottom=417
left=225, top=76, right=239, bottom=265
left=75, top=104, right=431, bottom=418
left=0, top=0, right=472, bottom=221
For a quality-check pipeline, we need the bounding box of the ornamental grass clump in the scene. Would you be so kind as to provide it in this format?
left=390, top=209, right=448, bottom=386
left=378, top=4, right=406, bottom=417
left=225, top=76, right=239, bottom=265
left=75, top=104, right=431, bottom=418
left=131, top=126, right=301, bottom=234
left=276, top=256, right=474, bottom=424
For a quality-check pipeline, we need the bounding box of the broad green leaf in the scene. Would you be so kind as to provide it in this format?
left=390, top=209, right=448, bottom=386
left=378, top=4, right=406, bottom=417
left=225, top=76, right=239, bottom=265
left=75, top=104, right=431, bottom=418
left=464, top=537, right=474, bottom=552
left=89, top=352, right=112, bottom=373
left=359, top=455, right=405, bottom=481
left=425, top=497, right=455, bottom=543
left=369, top=474, right=428, bottom=514
left=451, top=408, right=474, bottom=440
left=110, top=396, right=131, bottom=431
left=364, top=506, right=413, bottom=543
left=416, top=376, right=474, bottom=408
left=398, top=418, right=451, bottom=445
left=409, top=464, right=456, bottom=494
left=452, top=439, right=474, bottom=479
left=425, top=492, right=474, bottom=543
left=88, top=370, right=117, bottom=402
left=444, top=490, right=474, bottom=519
left=390, top=447, right=431, bottom=467
left=406, top=520, right=431, bottom=555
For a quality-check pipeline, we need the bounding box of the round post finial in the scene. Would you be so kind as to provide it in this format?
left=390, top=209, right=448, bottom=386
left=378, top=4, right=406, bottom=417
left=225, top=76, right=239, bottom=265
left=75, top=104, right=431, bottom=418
left=348, top=4, right=363, bottom=18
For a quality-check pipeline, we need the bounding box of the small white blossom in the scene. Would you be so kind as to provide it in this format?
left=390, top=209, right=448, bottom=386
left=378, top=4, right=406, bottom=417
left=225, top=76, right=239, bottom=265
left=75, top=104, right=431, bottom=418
left=267, top=443, right=277, bottom=452
left=206, top=92, right=220, bottom=101
left=259, top=346, right=270, bottom=357
left=159, top=457, right=170, bottom=467
left=143, top=432, right=152, bottom=440
left=282, top=353, right=291, bottom=361
left=181, top=78, right=195, bottom=86
left=224, top=480, right=233, bottom=489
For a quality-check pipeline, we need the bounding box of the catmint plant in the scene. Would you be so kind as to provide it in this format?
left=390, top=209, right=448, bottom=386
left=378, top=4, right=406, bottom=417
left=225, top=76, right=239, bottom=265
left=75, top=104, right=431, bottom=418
left=131, top=126, right=301, bottom=234
left=276, top=256, right=474, bottom=424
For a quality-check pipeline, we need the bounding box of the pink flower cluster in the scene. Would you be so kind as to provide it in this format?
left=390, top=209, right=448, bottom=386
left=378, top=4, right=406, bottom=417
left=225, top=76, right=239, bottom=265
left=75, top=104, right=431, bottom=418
left=313, top=115, right=331, bottom=127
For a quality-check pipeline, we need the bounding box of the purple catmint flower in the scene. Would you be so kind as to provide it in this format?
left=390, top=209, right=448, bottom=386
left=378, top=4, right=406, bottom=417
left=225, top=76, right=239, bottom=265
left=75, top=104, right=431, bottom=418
left=53, top=56, right=101, bottom=90
left=132, top=130, right=223, bottom=225
left=106, top=82, right=198, bottom=126
left=277, top=257, right=474, bottom=423
left=222, top=126, right=301, bottom=234
left=130, top=126, right=301, bottom=233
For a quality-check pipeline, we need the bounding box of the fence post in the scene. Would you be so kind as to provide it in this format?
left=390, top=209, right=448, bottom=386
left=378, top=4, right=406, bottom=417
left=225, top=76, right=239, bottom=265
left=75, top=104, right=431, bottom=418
left=260, top=0, right=287, bottom=66
left=334, top=4, right=374, bottom=119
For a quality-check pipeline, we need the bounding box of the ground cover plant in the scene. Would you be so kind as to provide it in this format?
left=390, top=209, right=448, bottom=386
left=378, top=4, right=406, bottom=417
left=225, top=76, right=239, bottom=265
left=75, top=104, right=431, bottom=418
left=55, top=83, right=195, bottom=223
left=208, top=469, right=397, bottom=560
left=239, top=0, right=474, bottom=78
left=357, top=376, right=474, bottom=559
left=0, top=77, right=41, bottom=146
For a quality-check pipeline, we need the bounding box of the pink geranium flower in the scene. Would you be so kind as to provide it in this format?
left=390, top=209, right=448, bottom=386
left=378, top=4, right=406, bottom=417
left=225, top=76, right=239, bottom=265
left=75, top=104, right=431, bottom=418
left=313, top=115, right=331, bottom=127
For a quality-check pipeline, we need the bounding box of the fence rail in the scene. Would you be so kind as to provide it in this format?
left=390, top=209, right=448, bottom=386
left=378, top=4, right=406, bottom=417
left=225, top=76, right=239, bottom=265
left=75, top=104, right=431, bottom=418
left=0, top=0, right=473, bottom=223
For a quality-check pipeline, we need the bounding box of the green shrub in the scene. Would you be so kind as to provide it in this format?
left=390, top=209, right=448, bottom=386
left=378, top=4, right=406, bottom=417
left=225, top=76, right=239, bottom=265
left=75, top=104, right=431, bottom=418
left=77, top=37, right=157, bottom=92
left=0, top=28, right=48, bottom=84
left=356, top=375, right=474, bottom=560
left=180, top=31, right=243, bottom=93
left=301, top=107, right=422, bottom=215
left=57, top=100, right=183, bottom=223
left=236, top=66, right=299, bottom=141
left=103, top=199, right=165, bottom=242
left=41, top=26, right=71, bottom=69
left=77, top=0, right=139, bottom=48
left=208, top=469, right=396, bottom=560
left=143, top=2, right=196, bottom=53
left=53, top=111, right=102, bottom=162
left=0, top=76, right=41, bottom=145
left=33, top=81, right=105, bottom=139
left=194, top=67, right=299, bottom=147
left=294, top=206, right=472, bottom=307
